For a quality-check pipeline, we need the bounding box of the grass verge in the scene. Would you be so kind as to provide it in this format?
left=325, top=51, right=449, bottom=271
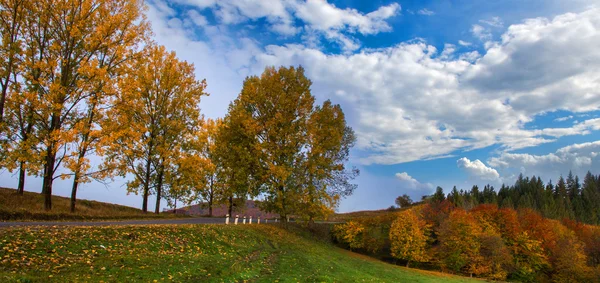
left=0, top=187, right=181, bottom=221
left=0, top=224, right=480, bottom=282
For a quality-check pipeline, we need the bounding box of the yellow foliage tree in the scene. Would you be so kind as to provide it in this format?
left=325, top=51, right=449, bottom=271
left=437, top=209, right=483, bottom=275
left=332, top=221, right=366, bottom=250
left=389, top=208, right=431, bottom=267
left=3, top=0, right=149, bottom=210
left=103, top=44, right=206, bottom=213
left=0, top=0, right=25, bottom=127
left=299, top=100, right=358, bottom=223
left=222, top=66, right=357, bottom=226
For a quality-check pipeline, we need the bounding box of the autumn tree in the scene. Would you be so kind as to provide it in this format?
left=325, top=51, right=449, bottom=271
left=104, top=44, right=206, bottom=213
left=389, top=208, right=430, bottom=267
left=0, top=0, right=25, bottom=127
left=299, top=100, right=358, bottom=223
left=213, top=107, right=262, bottom=216
left=0, top=0, right=35, bottom=195
left=437, top=209, right=482, bottom=276
left=9, top=0, right=149, bottom=210
left=223, top=66, right=357, bottom=226
left=395, top=194, right=413, bottom=208
left=187, top=118, right=223, bottom=216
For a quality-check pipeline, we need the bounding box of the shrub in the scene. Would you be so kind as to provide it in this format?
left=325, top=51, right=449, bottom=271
left=332, top=221, right=365, bottom=250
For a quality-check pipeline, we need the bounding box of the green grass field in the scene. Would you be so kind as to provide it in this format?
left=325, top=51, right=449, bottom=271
left=0, top=224, right=479, bottom=282
left=0, top=187, right=182, bottom=221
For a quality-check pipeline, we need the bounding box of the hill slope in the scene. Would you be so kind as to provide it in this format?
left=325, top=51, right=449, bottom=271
left=0, top=187, right=176, bottom=221
left=0, top=224, right=479, bottom=282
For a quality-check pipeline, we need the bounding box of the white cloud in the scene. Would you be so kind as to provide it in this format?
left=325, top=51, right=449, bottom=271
left=440, top=43, right=456, bottom=59
left=175, top=0, right=297, bottom=35
left=471, top=24, right=491, bottom=41
left=480, top=16, right=503, bottom=27
left=293, top=0, right=400, bottom=51
left=147, top=0, right=262, bottom=119
left=145, top=2, right=600, bottom=168
left=173, top=0, right=400, bottom=50
left=254, top=8, right=600, bottom=165
left=417, top=8, right=434, bottom=16
left=554, top=115, right=574, bottom=122
left=294, top=0, right=400, bottom=34
left=395, top=172, right=434, bottom=192
left=186, top=10, right=208, bottom=27
left=457, top=157, right=500, bottom=181
left=458, top=40, right=472, bottom=46
left=489, top=141, right=600, bottom=181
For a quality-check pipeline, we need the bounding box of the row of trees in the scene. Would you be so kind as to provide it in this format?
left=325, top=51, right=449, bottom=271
left=387, top=203, right=600, bottom=281
left=0, top=1, right=358, bottom=223
left=440, top=171, right=600, bottom=225
left=0, top=0, right=156, bottom=211
left=188, top=66, right=359, bottom=225
left=334, top=199, right=600, bottom=281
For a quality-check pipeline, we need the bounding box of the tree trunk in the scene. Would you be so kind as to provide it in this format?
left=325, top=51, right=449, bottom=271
left=154, top=163, right=164, bottom=214
left=173, top=198, right=177, bottom=214
left=228, top=196, right=233, bottom=216
left=142, top=157, right=152, bottom=213
left=17, top=162, right=25, bottom=195
left=279, top=185, right=287, bottom=229
left=406, top=261, right=410, bottom=268
left=70, top=173, right=79, bottom=213
left=208, top=175, right=214, bottom=216
left=208, top=195, right=213, bottom=217
left=70, top=102, right=95, bottom=214
left=42, top=146, right=56, bottom=211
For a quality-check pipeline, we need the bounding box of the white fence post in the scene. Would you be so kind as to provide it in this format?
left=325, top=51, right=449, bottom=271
left=265, top=218, right=268, bottom=223
left=225, top=214, right=230, bottom=225
left=234, top=215, right=239, bottom=225
left=243, top=216, right=246, bottom=224
left=249, top=216, right=253, bottom=224
left=258, top=217, right=260, bottom=224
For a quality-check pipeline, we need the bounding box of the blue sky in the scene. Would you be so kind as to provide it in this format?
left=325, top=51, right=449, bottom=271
left=1, top=0, right=599, bottom=213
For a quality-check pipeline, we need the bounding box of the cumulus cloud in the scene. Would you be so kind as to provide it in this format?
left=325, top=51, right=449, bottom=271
left=173, top=0, right=400, bottom=50
left=294, top=0, right=400, bottom=34
left=146, top=2, right=600, bottom=168
left=395, top=172, right=434, bottom=192
left=457, top=157, right=500, bottom=181
left=175, top=0, right=297, bottom=34
left=471, top=24, right=491, bottom=41
left=489, top=141, right=600, bottom=181
left=255, top=8, right=600, bottom=165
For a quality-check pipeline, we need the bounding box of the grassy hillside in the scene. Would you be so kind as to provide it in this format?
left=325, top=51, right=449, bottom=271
left=0, top=187, right=179, bottom=221
left=0, top=224, right=480, bottom=282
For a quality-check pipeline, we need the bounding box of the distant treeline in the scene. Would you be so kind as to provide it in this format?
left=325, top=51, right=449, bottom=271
left=434, top=171, right=600, bottom=225
left=332, top=171, right=600, bottom=281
